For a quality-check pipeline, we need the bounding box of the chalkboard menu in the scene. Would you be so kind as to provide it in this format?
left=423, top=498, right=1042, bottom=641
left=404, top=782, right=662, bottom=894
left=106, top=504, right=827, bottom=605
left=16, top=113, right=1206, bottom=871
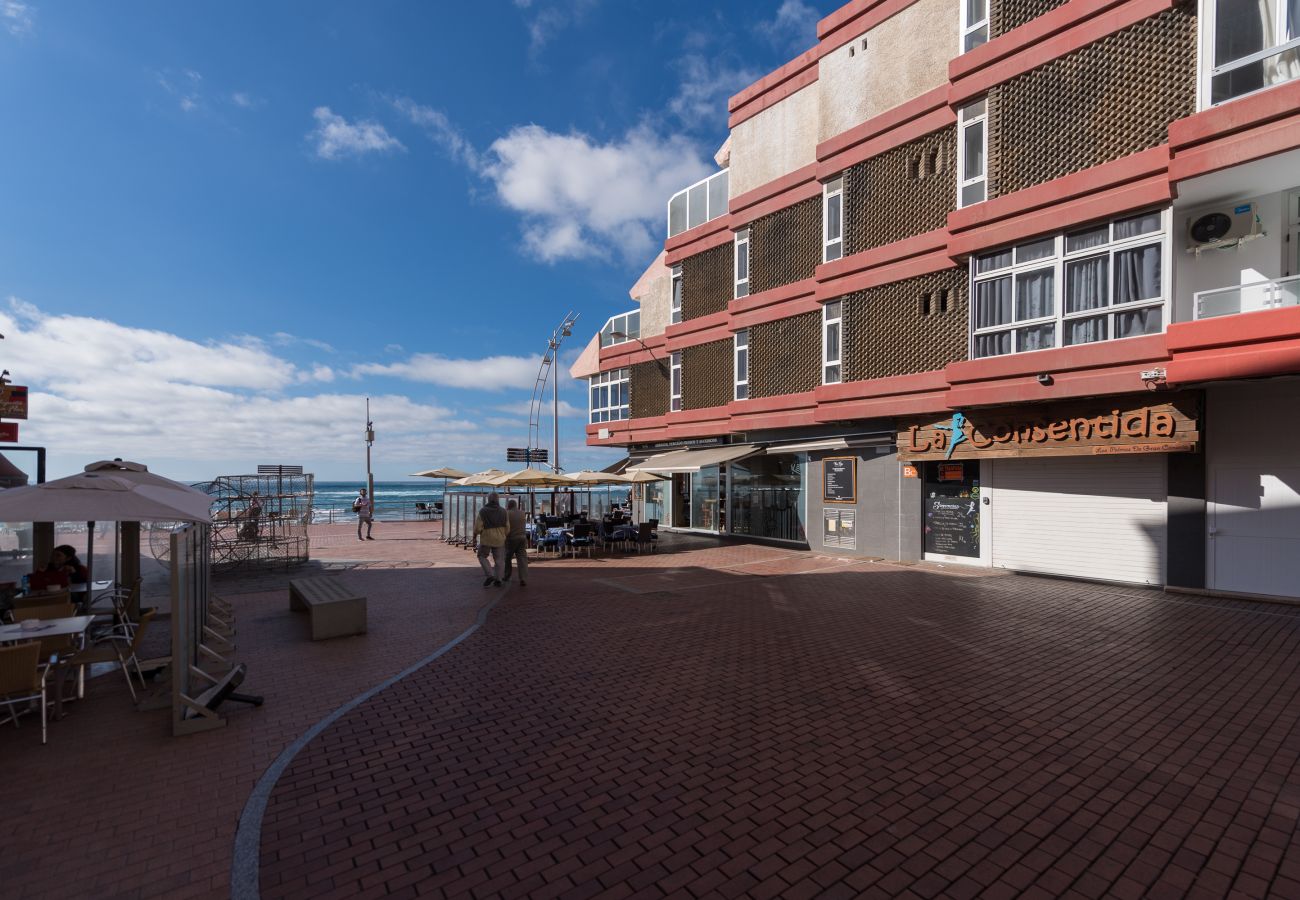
left=924, top=494, right=979, bottom=557
left=823, top=457, right=856, bottom=503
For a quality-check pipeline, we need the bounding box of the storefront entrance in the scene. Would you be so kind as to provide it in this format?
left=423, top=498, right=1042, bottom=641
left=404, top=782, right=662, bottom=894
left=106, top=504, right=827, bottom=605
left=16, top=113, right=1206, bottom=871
left=672, top=473, right=691, bottom=528
left=922, top=461, right=981, bottom=560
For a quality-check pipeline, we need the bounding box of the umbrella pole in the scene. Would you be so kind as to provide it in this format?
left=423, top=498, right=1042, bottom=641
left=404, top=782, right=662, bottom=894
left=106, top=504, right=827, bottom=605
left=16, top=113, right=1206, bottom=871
left=86, top=520, right=94, bottom=612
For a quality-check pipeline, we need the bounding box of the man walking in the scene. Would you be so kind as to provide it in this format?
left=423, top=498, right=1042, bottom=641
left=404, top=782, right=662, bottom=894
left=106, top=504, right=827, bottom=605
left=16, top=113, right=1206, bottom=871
left=353, top=487, right=374, bottom=541
left=473, top=492, right=508, bottom=586
left=503, top=498, right=529, bottom=587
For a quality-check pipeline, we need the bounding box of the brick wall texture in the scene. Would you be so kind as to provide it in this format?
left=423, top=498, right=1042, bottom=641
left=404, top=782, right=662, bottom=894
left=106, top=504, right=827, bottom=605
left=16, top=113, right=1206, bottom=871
left=991, top=0, right=1069, bottom=37
left=750, top=310, right=821, bottom=400
left=844, top=128, right=956, bottom=256
left=843, top=268, right=970, bottom=382
left=630, top=361, right=669, bottom=419
left=749, top=196, right=822, bottom=295
left=681, top=242, right=734, bottom=321
left=987, top=5, right=1197, bottom=198
left=682, top=339, right=735, bottom=410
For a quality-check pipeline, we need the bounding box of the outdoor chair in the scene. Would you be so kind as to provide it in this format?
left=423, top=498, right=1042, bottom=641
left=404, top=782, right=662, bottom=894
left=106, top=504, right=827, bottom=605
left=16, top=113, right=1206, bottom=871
left=15, top=590, right=72, bottom=611
left=0, top=642, right=49, bottom=744
left=632, top=522, right=657, bottom=553
left=13, top=604, right=79, bottom=667
left=414, top=502, right=433, bottom=519
left=568, top=523, right=595, bottom=559
left=65, top=610, right=156, bottom=703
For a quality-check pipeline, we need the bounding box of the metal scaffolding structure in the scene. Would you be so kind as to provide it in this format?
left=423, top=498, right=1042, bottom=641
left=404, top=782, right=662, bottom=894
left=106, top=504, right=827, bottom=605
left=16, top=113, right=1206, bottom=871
left=187, top=467, right=314, bottom=569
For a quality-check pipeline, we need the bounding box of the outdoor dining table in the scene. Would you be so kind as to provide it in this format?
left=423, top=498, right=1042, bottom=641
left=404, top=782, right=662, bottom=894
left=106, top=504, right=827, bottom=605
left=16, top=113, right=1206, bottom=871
left=0, top=615, right=97, bottom=716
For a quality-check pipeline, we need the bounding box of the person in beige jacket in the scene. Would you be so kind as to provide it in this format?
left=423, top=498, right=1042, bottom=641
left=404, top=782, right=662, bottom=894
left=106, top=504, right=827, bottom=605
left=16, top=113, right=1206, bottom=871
left=473, top=492, right=509, bottom=587
left=503, top=498, right=529, bottom=586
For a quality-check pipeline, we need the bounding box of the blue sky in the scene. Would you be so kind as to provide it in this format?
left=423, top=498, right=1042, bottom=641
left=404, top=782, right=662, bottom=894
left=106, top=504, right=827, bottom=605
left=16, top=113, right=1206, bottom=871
left=0, top=0, right=826, bottom=482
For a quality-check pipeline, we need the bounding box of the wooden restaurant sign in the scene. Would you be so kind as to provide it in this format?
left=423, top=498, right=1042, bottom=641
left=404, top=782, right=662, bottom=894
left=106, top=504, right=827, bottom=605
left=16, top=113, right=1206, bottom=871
left=897, top=393, right=1199, bottom=461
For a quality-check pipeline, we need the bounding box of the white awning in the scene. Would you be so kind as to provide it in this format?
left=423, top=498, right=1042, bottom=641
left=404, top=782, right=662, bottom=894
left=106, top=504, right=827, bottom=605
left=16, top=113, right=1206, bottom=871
left=765, top=438, right=848, bottom=454
left=628, top=444, right=761, bottom=474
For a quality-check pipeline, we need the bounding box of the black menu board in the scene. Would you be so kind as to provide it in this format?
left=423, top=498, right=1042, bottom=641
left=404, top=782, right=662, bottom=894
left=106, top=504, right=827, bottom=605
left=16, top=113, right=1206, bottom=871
left=823, top=457, right=856, bottom=503
left=924, top=494, right=979, bottom=557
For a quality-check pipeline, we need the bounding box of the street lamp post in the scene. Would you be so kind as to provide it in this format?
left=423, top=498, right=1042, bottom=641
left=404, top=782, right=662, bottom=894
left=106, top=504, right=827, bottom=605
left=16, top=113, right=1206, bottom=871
left=365, top=397, right=375, bottom=507
left=609, top=331, right=669, bottom=377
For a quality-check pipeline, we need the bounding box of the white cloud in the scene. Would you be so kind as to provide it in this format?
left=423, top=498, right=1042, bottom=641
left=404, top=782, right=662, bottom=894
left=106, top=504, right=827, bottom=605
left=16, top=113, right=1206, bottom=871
left=272, top=331, right=335, bottom=353
left=231, top=91, right=262, bottom=109
left=482, top=123, right=712, bottom=262
left=156, top=69, right=204, bottom=114
left=1, top=1, right=33, bottom=36
left=514, top=0, right=599, bottom=54
left=308, top=106, right=404, bottom=161
left=668, top=53, right=762, bottom=126
left=755, top=0, right=819, bottom=53
left=390, top=97, right=481, bottom=169
left=351, top=352, right=541, bottom=391
left=494, top=399, right=584, bottom=418
left=0, top=299, right=499, bottom=472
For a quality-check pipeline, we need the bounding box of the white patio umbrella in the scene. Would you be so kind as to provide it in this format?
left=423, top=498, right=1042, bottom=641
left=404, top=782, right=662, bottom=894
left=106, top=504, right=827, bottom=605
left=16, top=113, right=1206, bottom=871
left=566, top=470, right=630, bottom=485
left=493, top=467, right=574, bottom=487
left=624, top=470, right=669, bottom=483
left=409, top=466, right=470, bottom=479
left=452, top=469, right=506, bottom=487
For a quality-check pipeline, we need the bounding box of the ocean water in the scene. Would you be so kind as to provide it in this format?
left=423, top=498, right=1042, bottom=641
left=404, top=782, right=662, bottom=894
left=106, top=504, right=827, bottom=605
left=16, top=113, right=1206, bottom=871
left=312, top=480, right=450, bottom=522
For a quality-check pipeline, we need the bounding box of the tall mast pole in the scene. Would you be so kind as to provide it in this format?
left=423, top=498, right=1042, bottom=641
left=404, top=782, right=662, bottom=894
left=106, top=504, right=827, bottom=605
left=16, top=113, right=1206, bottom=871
left=365, top=397, right=375, bottom=504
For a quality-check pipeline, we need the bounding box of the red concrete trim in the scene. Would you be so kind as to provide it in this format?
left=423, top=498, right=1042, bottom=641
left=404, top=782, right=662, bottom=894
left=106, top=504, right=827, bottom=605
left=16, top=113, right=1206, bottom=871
left=1168, top=113, right=1300, bottom=185
left=729, top=66, right=821, bottom=129
left=727, top=391, right=817, bottom=416
left=945, top=334, right=1167, bottom=383
left=943, top=366, right=1160, bottom=407
left=816, top=86, right=950, bottom=164
left=730, top=164, right=821, bottom=216
left=665, top=225, right=735, bottom=267
left=664, top=407, right=729, bottom=425
left=1169, top=79, right=1300, bottom=150
left=731, top=409, right=822, bottom=431
left=816, top=369, right=951, bottom=401
left=733, top=295, right=824, bottom=331
left=1165, top=337, right=1300, bottom=385
left=1166, top=306, right=1300, bottom=353
left=815, top=390, right=953, bottom=419
left=948, top=147, right=1169, bottom=234
left=948, top=0, right=1176, bottom=105
left=817, top=228, right=948, bottom=281
left=949, top=0, right=1131, bottom=83
left=817, top=0, right=921, bottom=49
left=665, top=310, right=729, bottom=343
left=733, top=180, right=824, bottom=226
left=730, top=278, right=818, bottom=316
left=599, top=333, right=667, bottom=369
left=816, top=108, right=956, bottom=179
left=665, top=322, right=736, bottom=352
left=664, top=214, right=732, bottom=257
left=815, top=251, right=957, bottom=300
left=946, top=174, right=1173, bottom=259
left=660, top=418, right=736, bottom=441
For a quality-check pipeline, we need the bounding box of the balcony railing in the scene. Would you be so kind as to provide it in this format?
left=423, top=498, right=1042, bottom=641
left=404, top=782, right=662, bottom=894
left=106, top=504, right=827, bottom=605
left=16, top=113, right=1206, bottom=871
left=1194, top=273, right=1300, bottom=320
left=599, top=310, right=640, bottom=348
left=667, top=169, right=728, bottom=238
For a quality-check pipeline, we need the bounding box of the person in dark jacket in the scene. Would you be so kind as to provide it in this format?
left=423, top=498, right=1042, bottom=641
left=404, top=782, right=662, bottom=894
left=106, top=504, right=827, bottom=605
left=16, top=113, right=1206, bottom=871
left=473, top=493, right=509, bottom=586
left=502, top=498, right=529, bottom=587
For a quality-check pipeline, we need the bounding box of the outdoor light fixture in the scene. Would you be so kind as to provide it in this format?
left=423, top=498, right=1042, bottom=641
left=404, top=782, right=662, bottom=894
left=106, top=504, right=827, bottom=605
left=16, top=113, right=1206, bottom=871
left=610, top=330, right=670, bottom=377
left=1037, top=373, right=1054, bottom=386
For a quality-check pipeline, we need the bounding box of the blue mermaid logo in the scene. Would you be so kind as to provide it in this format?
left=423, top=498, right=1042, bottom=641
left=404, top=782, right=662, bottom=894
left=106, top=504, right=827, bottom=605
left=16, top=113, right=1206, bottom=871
left=944, top=412, right=968, bottom=460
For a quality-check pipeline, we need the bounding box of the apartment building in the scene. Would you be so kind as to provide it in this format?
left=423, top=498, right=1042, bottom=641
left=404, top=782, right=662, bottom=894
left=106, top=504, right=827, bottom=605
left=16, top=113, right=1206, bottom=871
left=575, top=0, right=1300, bottom=600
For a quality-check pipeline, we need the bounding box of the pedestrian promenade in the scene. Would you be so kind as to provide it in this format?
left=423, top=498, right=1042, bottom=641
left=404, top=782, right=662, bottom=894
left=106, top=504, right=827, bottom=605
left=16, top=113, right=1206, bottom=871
left=5, top=525, right=1300, bottom=899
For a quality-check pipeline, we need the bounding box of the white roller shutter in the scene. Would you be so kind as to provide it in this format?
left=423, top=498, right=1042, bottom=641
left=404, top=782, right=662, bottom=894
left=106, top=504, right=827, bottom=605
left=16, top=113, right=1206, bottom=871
left=992, top=456, right=1167, bottom=585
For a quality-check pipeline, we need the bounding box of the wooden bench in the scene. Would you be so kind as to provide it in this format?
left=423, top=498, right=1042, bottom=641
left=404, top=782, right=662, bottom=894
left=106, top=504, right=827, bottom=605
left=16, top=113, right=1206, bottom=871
left=289, top=576, right=367, bottom=641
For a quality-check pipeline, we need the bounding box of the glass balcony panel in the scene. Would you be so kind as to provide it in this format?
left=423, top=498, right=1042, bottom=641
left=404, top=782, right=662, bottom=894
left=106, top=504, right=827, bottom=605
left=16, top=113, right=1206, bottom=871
left=1194, top=274, right=1300, bottom=319
left=687, top=182, right=708, bottom=229
left=708, top=171, right=728, bottom=220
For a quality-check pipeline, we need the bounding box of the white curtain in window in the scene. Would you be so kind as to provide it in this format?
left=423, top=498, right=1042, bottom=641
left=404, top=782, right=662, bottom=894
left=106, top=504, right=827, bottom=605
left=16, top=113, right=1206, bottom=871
left=1114, top=245, right=1161, bottom=304
left=1116, top=307, right=1162, bottom=338
left=1015, top=269, right=1054, bottom=320
left=1066, top=257, right=1108, bottom=313
left=974, top=277, right=1012, bottom=328
left=1065, top=315, right=1107, bottom=346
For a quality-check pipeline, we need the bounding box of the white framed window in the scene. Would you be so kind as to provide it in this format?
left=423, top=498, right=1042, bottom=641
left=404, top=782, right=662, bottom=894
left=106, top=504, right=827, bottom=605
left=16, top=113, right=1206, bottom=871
left=822, top=300, right=843, bottom=384
left=823, top=177, right=844, bottom=262
left=961, top=0, right=989, bottom=53
left=671, top=265, right=683, bottom=324
left=589, top=369, right=630, bottom=424
left=599, top=310, right=641, bottom=347
left=970, top=209, right=1170, bottom=358
left=670, top=351, right=682, bottom=412
left=1201, top=0, right=1300, bottom=107
left=1288, top=188, right=1300, bottom=277
left=668, top=170, right=730, bottom=238
left=957, top=100, right=988, bottom=208
left=735, top=228, right=750, bottom=298
left=734, top=330, right=749, bottom=400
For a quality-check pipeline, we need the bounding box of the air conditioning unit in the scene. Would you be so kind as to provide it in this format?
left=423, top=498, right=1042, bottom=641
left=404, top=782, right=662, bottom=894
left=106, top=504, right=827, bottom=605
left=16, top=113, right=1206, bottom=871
left=1187, top=202, right=1261, bottom=252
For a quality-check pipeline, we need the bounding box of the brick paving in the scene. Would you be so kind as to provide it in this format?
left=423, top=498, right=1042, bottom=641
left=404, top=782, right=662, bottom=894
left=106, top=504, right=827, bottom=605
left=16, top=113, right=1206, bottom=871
left=256, top=552, right=1300, bottom=900
left=0, top=522, right=487, bottom=900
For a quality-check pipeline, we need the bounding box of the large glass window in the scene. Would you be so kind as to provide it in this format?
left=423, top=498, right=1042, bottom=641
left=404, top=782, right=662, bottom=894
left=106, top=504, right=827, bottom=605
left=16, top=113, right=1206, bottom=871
left=599, top=311, right=640, bottom=348
left=641, top=478, right=667, bottom=525
left=962, top=0, right=989, bottom=53
left=823, top=300, right=843, bottom=384
left=670, top=265, right=682, bottom=324
left=957, top=100, right=988, bottom=207
left=971, top=210, right=1168, bottom=358
left=730, top=454, right=806, bottom=542
left=735, top=228, right=750, bottom=298
left=667, top=170, right=730, bottom=238
left=588, top=368, right=630, bottom=423
left=690, top=466, right=722, bottom=532
left=670, top=351, right=682, bottom=412
left=1207, top=0, right=1300, bottom=105
left=734, top=330, right=749, bottom=400
left=824, top=177, right=844, bottom=262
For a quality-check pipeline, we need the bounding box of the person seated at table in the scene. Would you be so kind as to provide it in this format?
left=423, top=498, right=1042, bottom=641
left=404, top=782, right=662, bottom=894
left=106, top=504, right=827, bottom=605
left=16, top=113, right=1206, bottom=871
left=36, top=545, right=87, bottom=589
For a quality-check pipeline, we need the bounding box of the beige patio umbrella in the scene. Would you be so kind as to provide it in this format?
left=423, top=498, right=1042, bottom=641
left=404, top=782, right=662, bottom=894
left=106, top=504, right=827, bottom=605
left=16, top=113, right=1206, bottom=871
left=451, top=468, right=506, bottom=486
left=566, top=470, right=630, bottom=484
left=492, top=467, right=573, bottom=487
left=409, top=466, right=470, bottom=479
left=624, top=469, right=669, bottom=482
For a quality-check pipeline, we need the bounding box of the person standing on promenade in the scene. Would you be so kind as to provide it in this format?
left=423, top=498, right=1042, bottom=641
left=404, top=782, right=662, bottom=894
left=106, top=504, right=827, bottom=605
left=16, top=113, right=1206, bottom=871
left=353, top=487, right=374, bottom=541
left=473, top=492, right=508, bottom=586
left=503, top=498, right=528, bottom=587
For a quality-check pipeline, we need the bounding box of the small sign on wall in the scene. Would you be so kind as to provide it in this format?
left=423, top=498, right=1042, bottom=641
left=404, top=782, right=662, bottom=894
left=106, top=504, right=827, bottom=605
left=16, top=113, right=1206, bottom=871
left=902, top=464, right=919, bottom=479
left=0, top=422, right=17, bottom=442
left=823, top=508, right=856, bottom=549
left=823, top=457, right=856, bottom=503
